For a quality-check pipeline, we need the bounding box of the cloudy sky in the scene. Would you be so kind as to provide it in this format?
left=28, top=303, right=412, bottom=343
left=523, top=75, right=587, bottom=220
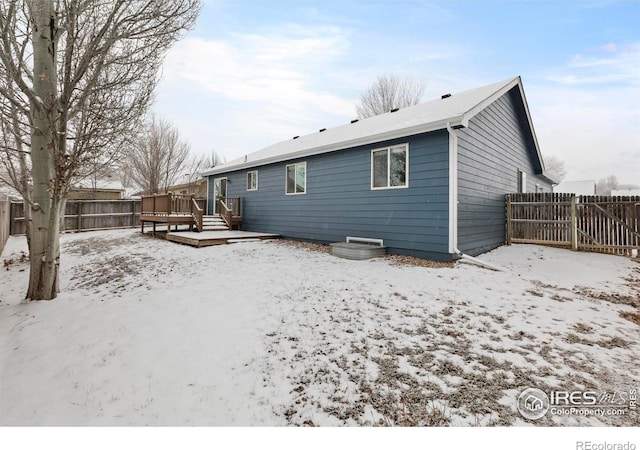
left=154, top=0, right=640, bottom=185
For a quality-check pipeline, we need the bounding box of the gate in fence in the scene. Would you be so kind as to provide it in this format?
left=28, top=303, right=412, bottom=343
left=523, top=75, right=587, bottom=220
left=506, top=193, right=640, bottom=256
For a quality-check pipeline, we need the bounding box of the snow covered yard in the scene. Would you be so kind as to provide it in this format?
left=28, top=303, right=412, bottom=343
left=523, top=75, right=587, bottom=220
left=1, top=229, right=638, bottom=426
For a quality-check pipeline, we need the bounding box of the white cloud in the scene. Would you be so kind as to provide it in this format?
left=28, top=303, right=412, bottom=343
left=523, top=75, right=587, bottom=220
left=530, top=43, right=640, bottom=185
left=162, top=26, right=354, bottom=111
left=545, top=42, right=640, bottom=86
left=155, top=24, right=358, bottom=157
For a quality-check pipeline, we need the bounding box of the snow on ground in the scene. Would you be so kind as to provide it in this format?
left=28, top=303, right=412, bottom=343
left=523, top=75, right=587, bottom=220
left=0, top=229, right=638, bottom=426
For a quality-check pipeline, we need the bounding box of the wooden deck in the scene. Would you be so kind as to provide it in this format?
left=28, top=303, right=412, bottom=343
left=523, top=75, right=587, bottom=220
left=140, top=193, right=254, bottom=243
left=165, top=230, right=280, bottom=247
left=141, top=193, right=203, bottom=234
left=140, top=213, right=196, bottom=234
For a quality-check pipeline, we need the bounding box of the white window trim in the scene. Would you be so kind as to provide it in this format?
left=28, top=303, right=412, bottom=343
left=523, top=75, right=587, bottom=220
left=370, top=144, right=409, bottom=190
left=285, top=161, right=307, bottom=195
left=518, top=169, right=527, bottom=193
left=247, top=170, right=258, bottom=191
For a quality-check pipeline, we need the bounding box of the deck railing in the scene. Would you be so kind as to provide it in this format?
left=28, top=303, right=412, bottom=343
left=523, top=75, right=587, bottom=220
left=142, top=194, right=205, bottom=216
left=141, top=193, right=206, bottom=231
left=191, top=197, right=203, bottom=232
left=142, top=194, right=171, bottom=215
left=219, top=197, right=242, bottom=229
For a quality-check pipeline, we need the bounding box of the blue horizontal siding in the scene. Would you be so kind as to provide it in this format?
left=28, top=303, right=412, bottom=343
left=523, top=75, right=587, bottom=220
left=456, top=88, right=553, bottom=256
left=208, top=130, right=452, bottom=259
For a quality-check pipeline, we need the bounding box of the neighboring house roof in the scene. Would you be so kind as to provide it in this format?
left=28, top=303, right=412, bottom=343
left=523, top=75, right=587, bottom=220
left=612, top=189, right=640, bottom=196
left=0, top=186, right=21, bottom=200
left=554, top=180, right=596, bottom=195
left=203, top=76, right=546, bottom=177
left=73, top=178, right=125, bottom=192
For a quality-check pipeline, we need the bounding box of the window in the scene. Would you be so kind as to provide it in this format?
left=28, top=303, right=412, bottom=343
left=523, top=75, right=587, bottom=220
left=247, top=170, right=258, bottom=191
left=518, top=170, right=527, bottom=193
left=286, top=162, right=306, bottom=195
left=371, top=144, right=408, bottom=189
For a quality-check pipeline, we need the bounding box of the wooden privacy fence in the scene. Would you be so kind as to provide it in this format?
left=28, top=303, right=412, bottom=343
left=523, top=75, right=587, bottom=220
left=10, top=199, right=142, bottom=235
left=0, top=196, right=10, bottom=255
left=507, top=193, right=640, bottom=256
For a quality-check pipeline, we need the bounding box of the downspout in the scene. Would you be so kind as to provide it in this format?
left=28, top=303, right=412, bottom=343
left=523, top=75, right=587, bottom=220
left=447, top=122, right=502, bottom=272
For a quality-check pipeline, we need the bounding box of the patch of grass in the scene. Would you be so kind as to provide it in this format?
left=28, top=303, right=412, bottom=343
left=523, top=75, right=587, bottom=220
left=597, top=336, right=631, bottom=349
left=572, top=322, right=594, bottom=334
left=447, top=372, right=514, bottom=424
left=385, top=254, right=455, bottom=269
left=64, top=236, right=138, bottom=256
left=434, top=359, right=465, bottom=377
left=620, top=310, right=640, bottom=326
left=565, top=333, right=631, bottom=350
left=509, top=330, right=536, bottom=341
left=70, top=253, right=155, bottom=293
left=526, top=290, right=544, bottom=297
left=574, top=287, right=640, bottom=308
left=550, top=294, right=573, bottom=302
left=272, top=239, right=331, bottom=254
left=441, top=306, right=454, bottom=316
left=3, top=251, right=28, bottom=270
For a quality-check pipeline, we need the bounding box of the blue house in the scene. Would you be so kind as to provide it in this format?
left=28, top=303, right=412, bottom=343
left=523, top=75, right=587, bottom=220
left=202, top=76, right=554, bottom=260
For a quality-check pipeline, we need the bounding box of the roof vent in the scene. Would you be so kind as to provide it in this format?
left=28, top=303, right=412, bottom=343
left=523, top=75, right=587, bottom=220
left=319, top=128, right=326, bottom=132
left=350, top=119, right=359, bottom=124
left=390, top=108, right=399, bottom=113
left=441, top=93, right=451, bottom=99
left=244, top=155, right=247, bottom=162
left=293, top=136, right=299, bottom=139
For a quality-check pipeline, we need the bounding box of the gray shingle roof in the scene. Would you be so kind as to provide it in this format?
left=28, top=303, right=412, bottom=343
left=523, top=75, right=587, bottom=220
left=203, top=76, right=532, bottom=176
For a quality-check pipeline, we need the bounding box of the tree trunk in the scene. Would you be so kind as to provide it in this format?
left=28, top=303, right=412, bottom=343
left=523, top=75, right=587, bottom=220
left=27, top=0, right=60, bottom=300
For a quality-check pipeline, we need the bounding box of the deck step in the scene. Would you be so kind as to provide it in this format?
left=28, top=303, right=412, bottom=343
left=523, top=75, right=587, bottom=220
left=200, top=214, right=229, bottom=231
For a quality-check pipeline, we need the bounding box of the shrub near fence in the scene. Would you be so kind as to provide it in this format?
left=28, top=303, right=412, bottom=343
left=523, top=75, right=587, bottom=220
left=10, top=199, right=142, bottom=235
left=0, top=196, right=10, bottom=255
left=507, top=193, right=640, bottom=256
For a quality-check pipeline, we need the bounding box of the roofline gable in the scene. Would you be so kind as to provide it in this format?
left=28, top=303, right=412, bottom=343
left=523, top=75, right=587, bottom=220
left=203, top=76, right=547, bottom=177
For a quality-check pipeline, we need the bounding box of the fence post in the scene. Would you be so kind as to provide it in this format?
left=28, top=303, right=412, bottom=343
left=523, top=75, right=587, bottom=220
left=506, top=194, right=512, bottom=245
left=77, top=200, right=82, bottom=231
left=570, top=195, right=578, bottom=251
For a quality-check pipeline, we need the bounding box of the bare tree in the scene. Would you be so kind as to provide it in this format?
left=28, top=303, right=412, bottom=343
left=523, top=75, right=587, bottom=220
left=596, top=175, right=619, bottom=196
left=180, top=150, right=225, bottom=186
left=126, top=116, right=191, bottom=195
left=204, top=149, right=226, bottom=169
left=356, top=73, right=425, bottom=119
left=544, top=155, right=567, bottom=183
left=0, top=0, right=200, bottom=300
